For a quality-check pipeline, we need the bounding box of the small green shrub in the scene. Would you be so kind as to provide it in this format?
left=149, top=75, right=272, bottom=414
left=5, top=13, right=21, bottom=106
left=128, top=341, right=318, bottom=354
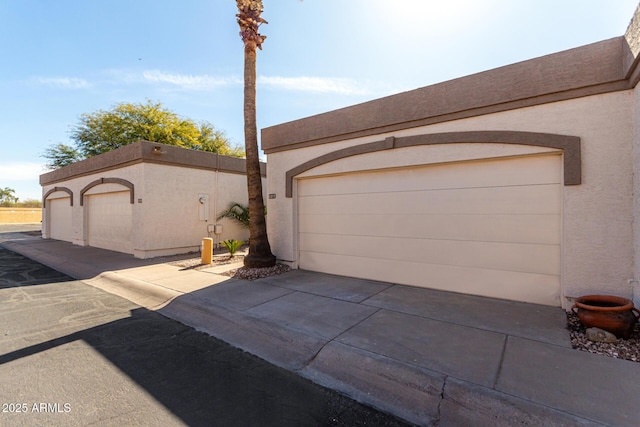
left=221, top=239, right=244, bottom=257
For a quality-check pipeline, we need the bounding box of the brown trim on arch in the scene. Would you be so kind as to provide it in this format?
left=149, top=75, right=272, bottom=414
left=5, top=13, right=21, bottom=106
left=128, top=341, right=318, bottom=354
left=42, top=187, right=73, bottom=207
left=80, top=178, right=135, bottom=206
left=285, top=131, right=580, bottom=198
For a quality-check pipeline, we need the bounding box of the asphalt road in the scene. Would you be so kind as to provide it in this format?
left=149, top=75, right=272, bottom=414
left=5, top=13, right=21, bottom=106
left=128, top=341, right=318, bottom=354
left=0, top=245, right=410, bottom=427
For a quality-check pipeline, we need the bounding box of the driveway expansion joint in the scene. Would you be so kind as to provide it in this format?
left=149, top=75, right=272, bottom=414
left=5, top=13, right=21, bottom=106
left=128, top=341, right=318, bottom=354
left=237, top=287, right=297, bottom=312
left=359, top=282, right=397, bottom=304
left=492, top=334, right=509, bottom=389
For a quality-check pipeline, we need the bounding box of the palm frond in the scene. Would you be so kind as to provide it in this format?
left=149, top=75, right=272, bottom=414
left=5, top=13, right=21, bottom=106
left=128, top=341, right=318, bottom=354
left=216, top=202, right=250, bottom=228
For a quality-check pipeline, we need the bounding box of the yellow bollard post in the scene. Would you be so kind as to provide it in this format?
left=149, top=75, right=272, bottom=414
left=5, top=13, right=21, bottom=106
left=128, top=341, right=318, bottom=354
left=201, top=238, right=213, bottom=264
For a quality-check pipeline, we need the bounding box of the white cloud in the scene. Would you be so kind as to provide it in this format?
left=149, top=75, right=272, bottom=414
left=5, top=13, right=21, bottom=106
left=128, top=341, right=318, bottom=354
left=103, top=69, right=241, bottom=91
left=30, top=77, right=90, bottom=89
left=141, top=70, right=241, bottom=90
left=0, top=162, right=49, bottom=181
left=258, top=75, right=371, bottom=95
left=103, top=69, right=139, bottom=85
left=70, top=68, right=379, bottom=96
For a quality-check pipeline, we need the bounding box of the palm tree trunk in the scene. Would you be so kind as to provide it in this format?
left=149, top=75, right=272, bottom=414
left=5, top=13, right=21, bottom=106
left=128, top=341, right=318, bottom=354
left=242, top=39, right=276, bottom=268
left=236, top=0, right=275, bottom=268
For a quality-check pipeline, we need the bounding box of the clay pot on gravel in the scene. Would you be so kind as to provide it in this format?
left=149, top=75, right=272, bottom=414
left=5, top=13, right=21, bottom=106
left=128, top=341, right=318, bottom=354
left=572, top=295, right=639, bottom=339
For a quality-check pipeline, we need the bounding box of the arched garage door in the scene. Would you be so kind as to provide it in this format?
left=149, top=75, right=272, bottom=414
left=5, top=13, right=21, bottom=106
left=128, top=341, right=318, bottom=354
left=297, top=154, right=562, bottom=306
left=85, top=191, right=133, bottom=254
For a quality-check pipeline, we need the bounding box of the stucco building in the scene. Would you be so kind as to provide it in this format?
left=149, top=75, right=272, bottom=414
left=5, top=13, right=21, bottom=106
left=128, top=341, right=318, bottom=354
left=40, top=140, right=265, bottom=259
left=262, top=5, right=640, bottom=309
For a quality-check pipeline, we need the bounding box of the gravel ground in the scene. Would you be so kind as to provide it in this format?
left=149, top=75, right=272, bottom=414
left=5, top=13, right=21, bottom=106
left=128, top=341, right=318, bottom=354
left=567, top=312, right=640, bottom=363
left=170, top=255, right=243, bottom=270
left=223, top=263, right=291, bottom=280
left=169, top=249, right=292, bottom=280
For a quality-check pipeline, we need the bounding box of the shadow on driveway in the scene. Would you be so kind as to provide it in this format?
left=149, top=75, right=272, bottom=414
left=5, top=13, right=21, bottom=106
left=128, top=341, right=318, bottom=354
left=0, top=248, right=73, bottom=288
left=0, top=248, right=409, bottom=426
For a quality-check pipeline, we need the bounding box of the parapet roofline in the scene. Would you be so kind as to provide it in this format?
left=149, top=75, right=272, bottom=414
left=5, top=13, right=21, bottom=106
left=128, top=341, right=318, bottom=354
left=40, top=140, right=265, bottom=186
left=262, top=30, right=639, bottom=153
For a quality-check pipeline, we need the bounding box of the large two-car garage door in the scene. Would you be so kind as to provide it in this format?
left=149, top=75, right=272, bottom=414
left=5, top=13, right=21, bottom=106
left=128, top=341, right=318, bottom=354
left=297, top=154, right=562, bottom=306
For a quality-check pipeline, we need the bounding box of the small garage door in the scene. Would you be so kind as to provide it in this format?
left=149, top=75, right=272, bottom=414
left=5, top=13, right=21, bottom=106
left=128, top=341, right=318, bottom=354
left=86, top=191, right=133, bottom=254
left=48, top=197, right=73, bottom=242
left=297, top=154, right=561, bottom=306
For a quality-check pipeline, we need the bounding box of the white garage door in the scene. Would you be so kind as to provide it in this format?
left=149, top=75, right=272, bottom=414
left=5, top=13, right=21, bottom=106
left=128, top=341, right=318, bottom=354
left=48, top=197, right=73, bottom=242
left=86, top=191, right=133, bottom=254
left=297, top=154, right=562, bottom=306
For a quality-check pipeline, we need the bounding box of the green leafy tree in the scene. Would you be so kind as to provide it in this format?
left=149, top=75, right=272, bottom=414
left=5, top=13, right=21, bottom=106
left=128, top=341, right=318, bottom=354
left=42, top=100, right=243, bottom=169
left=0, top=187, right=18, bottom=207
left=236, top=0, right=276, bottom=268
left=42, top=143, right=82, bottom=169
left=193, top=123, right=245, bottom=157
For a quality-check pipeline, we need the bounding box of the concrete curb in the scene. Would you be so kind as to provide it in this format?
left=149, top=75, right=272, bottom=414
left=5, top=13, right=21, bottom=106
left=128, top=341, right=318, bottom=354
left=159, top=294, right=328, bottom=372
left=86, top=272, right=181, bottom=310
left=300, top=342, right=602, bottom=427
left=438, top=378, right=604, bottom=426
left=301, top=341, right=444, bottom=426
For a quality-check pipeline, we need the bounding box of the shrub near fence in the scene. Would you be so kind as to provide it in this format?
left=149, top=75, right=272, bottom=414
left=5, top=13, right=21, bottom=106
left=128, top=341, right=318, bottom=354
left=0, top=207, right=42, bottom=224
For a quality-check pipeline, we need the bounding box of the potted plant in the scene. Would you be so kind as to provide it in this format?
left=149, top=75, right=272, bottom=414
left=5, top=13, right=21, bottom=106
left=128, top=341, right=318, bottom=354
left=572, top=295, right=640, bottom=339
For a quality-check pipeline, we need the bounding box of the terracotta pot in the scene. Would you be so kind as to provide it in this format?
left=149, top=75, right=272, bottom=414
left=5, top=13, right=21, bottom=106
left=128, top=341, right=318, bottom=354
left=572, top=295, right=639, bottom=339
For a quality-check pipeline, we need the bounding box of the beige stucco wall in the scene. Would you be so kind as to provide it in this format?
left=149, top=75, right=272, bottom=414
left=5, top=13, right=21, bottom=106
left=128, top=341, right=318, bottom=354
left=42, top=163, right=262, bottom=258
left=138, top=163, right=255, bottom=258
left=633, top=84, right=640, bottom=309
left=267, top=90, right=634, bottom=307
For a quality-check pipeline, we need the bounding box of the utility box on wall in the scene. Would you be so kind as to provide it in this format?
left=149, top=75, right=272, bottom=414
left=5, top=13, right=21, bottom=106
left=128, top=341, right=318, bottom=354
left=207, top=223, right=223, bottom=234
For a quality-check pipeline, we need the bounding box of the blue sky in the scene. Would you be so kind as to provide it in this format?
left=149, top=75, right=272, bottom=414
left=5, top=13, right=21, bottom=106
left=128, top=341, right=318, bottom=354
left=0, top=0, right=638, bottom=200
